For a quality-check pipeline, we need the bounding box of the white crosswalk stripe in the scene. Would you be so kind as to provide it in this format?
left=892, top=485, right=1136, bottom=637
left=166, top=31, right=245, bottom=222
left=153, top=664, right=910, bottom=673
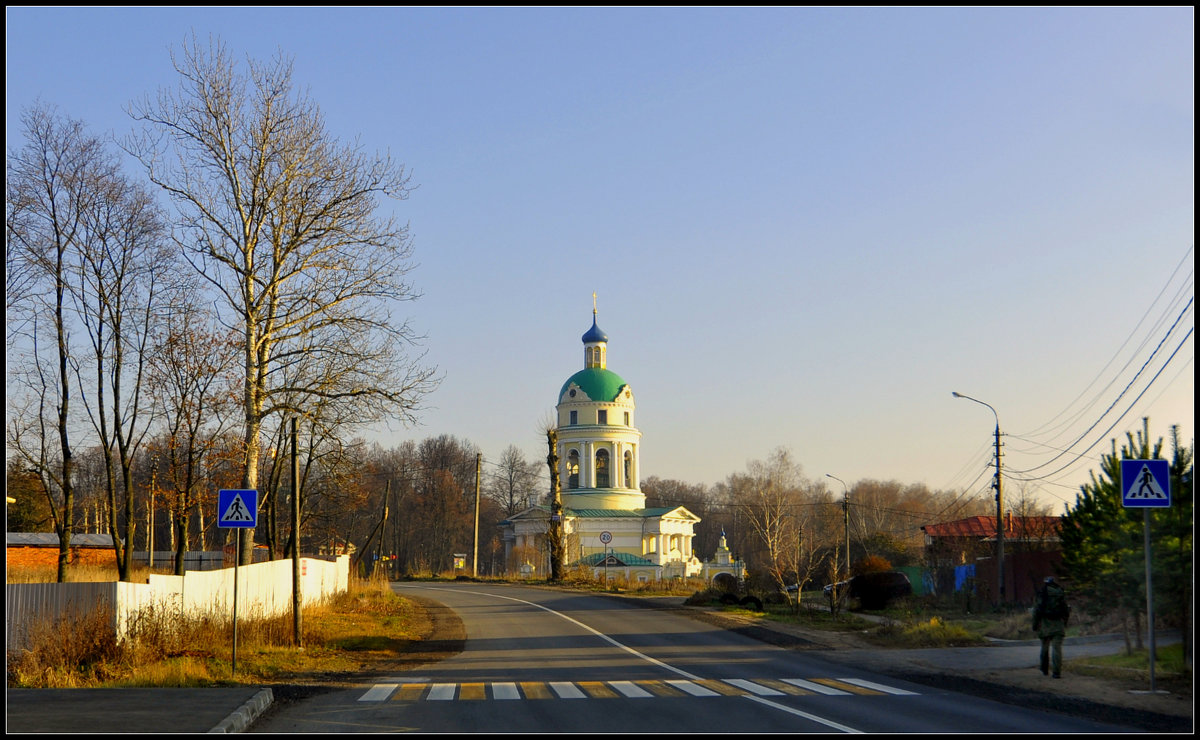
left=723, top=678, right=784, bottom=696
left=550, top=681, right=587, bottom=699
left=356, top=677, right=918, bottom=702
left=358, top=683, right=397, bottom=702
left=492, top=682, right=521, bottom=700
left=838, top=678, right=919, bottom=695
left=781, top=678, right=851, bottom=695
left=427, top=683, right=457, bottom=700
left=666, top=679, right=720, bottom=696
left=609, top=681, right=654, bottom=698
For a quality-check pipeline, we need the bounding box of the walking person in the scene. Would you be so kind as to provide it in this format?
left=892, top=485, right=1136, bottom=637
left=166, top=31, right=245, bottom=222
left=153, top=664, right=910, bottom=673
left=1032, top=576, right=1070, bottom=678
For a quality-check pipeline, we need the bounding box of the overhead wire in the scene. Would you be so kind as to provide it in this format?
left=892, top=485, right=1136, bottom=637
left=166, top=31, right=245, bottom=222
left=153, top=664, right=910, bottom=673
left=1012, top=326, right=1193, bottom=483
left=1008, top=298, right=1192, bottom=475
left=944, top=245, right=1193, bottom=504
left=1018, top=246, right=1193, bottom=443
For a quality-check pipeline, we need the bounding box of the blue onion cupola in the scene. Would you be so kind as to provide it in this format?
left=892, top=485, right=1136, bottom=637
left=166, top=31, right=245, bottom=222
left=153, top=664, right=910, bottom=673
left=582, top=311, right=608, bottom=369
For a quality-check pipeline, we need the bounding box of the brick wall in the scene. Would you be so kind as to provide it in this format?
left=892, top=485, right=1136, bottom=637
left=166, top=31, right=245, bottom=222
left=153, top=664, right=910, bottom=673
left=5, top=545, right=119, bottom=570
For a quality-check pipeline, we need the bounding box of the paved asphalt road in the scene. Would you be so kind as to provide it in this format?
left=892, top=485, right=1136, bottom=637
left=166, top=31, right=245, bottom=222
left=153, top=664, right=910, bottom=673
left=4, top=594, right=1188, bottom=734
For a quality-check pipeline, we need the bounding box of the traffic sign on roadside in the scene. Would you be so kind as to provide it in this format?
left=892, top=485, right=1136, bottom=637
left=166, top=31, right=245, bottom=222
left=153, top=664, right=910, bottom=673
left=218, top=489, right=259, bottom=527
left=1121, top=460, right=1170, bottom=508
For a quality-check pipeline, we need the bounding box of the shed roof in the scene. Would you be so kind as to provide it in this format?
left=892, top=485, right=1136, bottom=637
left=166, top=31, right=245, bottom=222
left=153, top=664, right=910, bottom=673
left=7, top=532, right=114, bottom=548
left=920, top=515, right=1061, bottom=539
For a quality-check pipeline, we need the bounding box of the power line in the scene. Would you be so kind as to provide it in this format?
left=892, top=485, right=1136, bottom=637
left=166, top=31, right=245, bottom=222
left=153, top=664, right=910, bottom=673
left=1012, top=327, right=1193, bottom=483
left=1019, top=246, right=1193, bottom=443
left=1008, top=305, right=1192, bottom=476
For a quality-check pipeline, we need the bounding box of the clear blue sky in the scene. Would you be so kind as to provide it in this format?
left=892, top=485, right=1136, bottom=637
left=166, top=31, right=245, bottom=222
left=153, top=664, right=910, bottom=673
left=6, top=7, right=1194, bottom=511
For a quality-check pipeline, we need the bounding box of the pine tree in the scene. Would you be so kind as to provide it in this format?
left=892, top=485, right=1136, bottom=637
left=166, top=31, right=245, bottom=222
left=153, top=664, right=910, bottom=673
left=1060, top=418, right=1193, bottom=664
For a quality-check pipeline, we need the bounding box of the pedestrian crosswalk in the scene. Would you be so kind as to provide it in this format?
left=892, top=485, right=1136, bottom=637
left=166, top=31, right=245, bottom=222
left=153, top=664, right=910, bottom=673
left=357, top=677, right=919, bottom=702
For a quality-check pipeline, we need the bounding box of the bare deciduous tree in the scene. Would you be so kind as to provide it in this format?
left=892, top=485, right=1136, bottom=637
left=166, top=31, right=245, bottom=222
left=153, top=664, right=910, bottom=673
left=487, top=444, right=543, bottom=516
left=729, top=447, right=813, bottom=605
left=70, top=151, right=172, bottom=581
left=7, top=105, right=112, bottom=580
left=126, top=36, right=437, bottom=561
left=146, top=298, right=239, bottom=574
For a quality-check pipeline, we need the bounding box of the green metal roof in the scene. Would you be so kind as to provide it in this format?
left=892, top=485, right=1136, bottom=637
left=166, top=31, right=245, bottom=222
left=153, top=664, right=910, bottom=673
left=503, top=505, right=696, bottom=521
left=575, top=551, right=657, bottom=567
left=559, top=367, right=628, bottom=403
left=567, top=509, right=646, bottom=518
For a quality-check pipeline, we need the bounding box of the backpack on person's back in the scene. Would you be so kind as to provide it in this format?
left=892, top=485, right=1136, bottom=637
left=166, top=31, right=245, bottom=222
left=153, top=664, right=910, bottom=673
left=1042, top=581, right=1070, bottom=622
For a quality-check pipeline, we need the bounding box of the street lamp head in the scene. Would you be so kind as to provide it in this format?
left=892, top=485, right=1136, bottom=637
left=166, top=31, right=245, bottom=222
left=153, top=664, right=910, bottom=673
left=951, top=391, right=962, bottom=398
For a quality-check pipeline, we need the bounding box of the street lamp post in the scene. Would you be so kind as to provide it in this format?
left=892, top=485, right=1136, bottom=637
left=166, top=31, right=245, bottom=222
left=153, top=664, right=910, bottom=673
left=826, top=474, right=850, bottom=578
left=952, top=391, right=1005, bottom=604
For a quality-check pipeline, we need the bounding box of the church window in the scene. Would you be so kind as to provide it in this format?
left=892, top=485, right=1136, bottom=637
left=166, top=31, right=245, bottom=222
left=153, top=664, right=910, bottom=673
left=595, top=449, right=609, bottom=488
left=624, top=411, right=630, bottom=426
left=597, top=409, right=607, bottom=424
left=569, top=410, right=577, bottom=425
left=624, top=451, right=632, bottom=488
left=567, top=450, right=580, bottom=489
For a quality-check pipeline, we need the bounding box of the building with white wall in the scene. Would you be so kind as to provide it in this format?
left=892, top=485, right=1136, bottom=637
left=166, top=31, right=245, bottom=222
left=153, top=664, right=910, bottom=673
left=500, top=308, right=741, bottom=583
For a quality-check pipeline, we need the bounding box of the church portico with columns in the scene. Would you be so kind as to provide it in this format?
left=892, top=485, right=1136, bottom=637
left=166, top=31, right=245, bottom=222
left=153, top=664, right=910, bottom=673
left=499, top=305, right=743, bottom=583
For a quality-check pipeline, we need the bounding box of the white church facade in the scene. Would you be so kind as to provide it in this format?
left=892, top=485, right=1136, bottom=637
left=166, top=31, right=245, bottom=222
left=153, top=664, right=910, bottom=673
left=499, top=308, right=743, bottom=583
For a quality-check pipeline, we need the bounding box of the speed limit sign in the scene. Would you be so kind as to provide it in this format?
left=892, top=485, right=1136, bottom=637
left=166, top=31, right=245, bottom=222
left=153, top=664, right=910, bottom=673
left=600, top=531, right=612, bottom=544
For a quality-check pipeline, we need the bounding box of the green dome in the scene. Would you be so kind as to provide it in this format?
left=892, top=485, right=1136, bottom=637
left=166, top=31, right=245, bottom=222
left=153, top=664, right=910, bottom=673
left=559, top=367, right=629, bottom=403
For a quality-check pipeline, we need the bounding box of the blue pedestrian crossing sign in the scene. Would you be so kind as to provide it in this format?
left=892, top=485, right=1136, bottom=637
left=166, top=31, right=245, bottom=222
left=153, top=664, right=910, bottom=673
left=218, top=489, right=259, bottom=527
left=1121, top=460, right=1170, bottom=508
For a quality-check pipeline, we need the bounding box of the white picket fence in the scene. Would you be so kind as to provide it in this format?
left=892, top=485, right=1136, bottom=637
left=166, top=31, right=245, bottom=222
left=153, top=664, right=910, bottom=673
left=5, top=555, right=350, bottom=652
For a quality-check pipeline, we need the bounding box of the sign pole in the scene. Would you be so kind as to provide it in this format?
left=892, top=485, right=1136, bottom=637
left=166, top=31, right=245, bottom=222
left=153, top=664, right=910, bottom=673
left=1144, top=509, right=1156, bottom=693
left=233, top=528, right=240, bottom=676
left=217, top=488, right=258, bottom=679
left=600, top=531, right=612, bottom=586
left=1120, top=459, right=1170, bottom=695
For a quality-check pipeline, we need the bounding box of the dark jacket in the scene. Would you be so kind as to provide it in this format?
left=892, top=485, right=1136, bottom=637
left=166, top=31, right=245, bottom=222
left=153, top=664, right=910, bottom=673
left=1032, top=582, right=1068, bottom=637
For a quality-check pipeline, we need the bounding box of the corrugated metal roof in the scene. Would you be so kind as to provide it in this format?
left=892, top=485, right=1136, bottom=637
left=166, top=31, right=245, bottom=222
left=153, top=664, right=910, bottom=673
left=921, top=516, right=1061, bottom=538
left=7, top=532, right=115, bottom=547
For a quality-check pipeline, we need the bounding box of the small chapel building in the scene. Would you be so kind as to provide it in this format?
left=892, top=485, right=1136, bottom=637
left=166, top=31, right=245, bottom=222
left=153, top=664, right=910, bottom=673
left=499, top=308, right=742, bottom=584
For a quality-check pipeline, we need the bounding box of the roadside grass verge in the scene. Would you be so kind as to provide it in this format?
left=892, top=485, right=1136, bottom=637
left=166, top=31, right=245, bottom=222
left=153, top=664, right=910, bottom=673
left=6, top=576, right=426, bottom=688
left=1070, top=643, right=1189, bottom=681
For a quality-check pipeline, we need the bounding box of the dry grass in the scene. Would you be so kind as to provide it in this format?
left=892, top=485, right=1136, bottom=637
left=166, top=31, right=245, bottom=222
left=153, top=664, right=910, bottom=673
left=6, top=606, right=124, bottom=687
left=6, top=575, right=424, bottom=688
left=864, top=615, right=989, bottom=648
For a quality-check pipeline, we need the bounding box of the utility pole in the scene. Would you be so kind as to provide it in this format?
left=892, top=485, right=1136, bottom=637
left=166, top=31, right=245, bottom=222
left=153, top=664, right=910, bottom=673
left=291, top=417, right=302, bottom=647
left=953, top=392, right=1004, bottom=604
left=148, top=464, right=157, bottom=570
left=993, top=417, right=1005, bottom=604
left=826, top=474, right=850, bottom=578
left=844, top=493, right=850, bottom=576
left=473, top=452, right=481, bottom=578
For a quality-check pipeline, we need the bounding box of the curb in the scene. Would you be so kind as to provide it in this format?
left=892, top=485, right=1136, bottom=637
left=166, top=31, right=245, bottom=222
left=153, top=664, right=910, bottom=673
left=984, top=632, right=1175, bottom=647
left=208, top=688, right=274, bottom=733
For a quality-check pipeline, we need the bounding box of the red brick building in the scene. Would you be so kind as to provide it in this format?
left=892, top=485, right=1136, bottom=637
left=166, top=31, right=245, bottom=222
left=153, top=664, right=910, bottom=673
left=5, top=533, right=118, bottom=570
